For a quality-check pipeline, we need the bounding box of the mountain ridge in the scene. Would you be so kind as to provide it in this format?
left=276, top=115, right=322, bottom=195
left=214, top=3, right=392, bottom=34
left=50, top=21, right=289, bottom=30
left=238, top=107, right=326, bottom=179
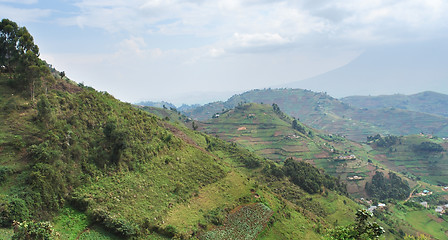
left=182, top=88, right=448, bottom=141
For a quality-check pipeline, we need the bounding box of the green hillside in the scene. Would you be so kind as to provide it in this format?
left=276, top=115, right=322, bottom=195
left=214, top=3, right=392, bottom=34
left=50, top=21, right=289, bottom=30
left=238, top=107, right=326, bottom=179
left=197, top=103, right=448, bottom=239
left=0, top=19, right=394, bottom=240
left=341, top=91, right=448, bottom=117
left=367, top=134, right=448, bottom=186
left=2, top=18, right=446, bottom=240
left=183, top=89, right=448, bottom=141
left=197, top=103, right=373, bottom=195
left=0, top=71, right=380, bottom=239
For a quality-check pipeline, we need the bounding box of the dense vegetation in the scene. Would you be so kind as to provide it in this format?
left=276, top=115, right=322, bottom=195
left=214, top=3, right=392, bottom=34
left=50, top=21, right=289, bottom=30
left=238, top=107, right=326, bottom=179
left=282, top=158, right=347, bottom=195
left=365, top=172, right=411, bottom=201
left=413, top=141, right=444, bottom=153
left=367, top=134, right=399, bottom=148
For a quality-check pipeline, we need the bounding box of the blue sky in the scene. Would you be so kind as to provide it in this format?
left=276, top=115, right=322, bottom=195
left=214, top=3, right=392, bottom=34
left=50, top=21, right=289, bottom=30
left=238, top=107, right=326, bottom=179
left=2, top=0, right=448, bottom=105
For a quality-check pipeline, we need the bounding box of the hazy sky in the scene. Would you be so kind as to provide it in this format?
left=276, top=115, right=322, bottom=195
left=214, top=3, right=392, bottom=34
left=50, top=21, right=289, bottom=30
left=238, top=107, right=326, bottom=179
left=2, top=0, right=448, bottom=105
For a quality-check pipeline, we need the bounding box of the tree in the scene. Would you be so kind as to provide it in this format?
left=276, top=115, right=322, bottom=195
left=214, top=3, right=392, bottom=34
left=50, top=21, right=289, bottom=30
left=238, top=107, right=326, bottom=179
left=328, top=209, right=384, bottom=239
left=59, top=71, right=65, bottom=80
left=36, top=95, right=53, bottom=126
left=365, top=171, right=410, bottom=200
left=0, top=19, right=20, bottom=73
left=1, top=19, right=41, bottom=100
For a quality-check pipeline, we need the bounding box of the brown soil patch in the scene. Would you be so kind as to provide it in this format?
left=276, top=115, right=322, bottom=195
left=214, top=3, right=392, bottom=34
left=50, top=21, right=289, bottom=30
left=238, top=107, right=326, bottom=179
left=162, top=122, right=217, bottom=159
left=273, top=131, right=282, bottom=137
left=53, top=80, right=83, bottom=93
left=314, top=152, right=330, bottom=159
left=281, top=145, right=308, bottom=152
left=427, top=214, right=444, bottom=223
left=373, top=154, right=388, bottom=162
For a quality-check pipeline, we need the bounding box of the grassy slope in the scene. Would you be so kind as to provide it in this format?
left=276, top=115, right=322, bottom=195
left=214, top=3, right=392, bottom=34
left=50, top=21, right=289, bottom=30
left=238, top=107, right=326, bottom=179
left=183, top=89, right=448, bottom=142
left=0, top=73, right=370, bottom=239
left=197, top=103, right=381, bottom=197
left=369, top=135, right=448, bottom=186
left=188, top=102, right=448, bottom=239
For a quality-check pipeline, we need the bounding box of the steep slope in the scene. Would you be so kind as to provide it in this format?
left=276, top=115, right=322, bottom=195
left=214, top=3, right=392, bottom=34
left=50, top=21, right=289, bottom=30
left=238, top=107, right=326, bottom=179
left=1, top=70, right=366, bottom=239
left=183, top=89, right=448, bottom=141
left=281, top=41, right=448, bottom=97
left=0, top=20, right=366, bottom=239
left=341, top=91, right=448, bottom=117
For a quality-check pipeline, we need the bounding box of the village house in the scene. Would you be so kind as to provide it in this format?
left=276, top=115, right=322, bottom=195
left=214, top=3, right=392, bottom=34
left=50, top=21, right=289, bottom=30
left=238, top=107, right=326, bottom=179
left=347, top=175, right=363, bottom=181
left=335, top=155, right=357, bottom=160
left=420, top=201, right=429, bottom=208
left=435, top=206, right=445, bottom=214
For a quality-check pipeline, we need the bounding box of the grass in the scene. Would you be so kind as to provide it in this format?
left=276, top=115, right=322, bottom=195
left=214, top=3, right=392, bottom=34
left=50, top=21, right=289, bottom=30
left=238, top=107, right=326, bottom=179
left=77, top=225, right=123, bottom=240
left=161, top=171, right=254, bottom=235
left=370, top=135, right=448, bottom=186
left=405, top=210, right=448, bottom=239
left=0, top=228, right=13, bottom=240
left=53, top=206, right=90, bottom=239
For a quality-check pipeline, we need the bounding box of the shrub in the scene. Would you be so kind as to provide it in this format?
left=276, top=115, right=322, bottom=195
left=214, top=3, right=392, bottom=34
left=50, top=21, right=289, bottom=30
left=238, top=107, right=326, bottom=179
left=0, top=196, right=30, bottom=227
left=12, top=221, right=58, bottom=240
left=0, top=166, right=13, bottom=184
left=91, top=208, right=140, bottom=237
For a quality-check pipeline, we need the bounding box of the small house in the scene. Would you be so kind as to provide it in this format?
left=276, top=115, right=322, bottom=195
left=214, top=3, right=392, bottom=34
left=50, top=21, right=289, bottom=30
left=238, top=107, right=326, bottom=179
left=435, top=206, right=445, bottom=214
left=420, top=202, right=428, bottom=208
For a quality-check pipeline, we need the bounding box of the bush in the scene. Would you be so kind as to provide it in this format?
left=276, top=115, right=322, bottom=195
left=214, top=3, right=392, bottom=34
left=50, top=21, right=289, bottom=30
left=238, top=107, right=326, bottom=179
left=91, top=208, right=140, bottom=237
left=12, top=221, right=58, bottom=240
left=0, top=166, right=13, bottom=184
left=0, top=196, right=30, bottom=227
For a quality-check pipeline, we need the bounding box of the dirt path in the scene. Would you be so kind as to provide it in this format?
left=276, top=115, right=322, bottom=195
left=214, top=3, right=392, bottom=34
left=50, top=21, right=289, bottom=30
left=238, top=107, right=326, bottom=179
left=405, top=183, right=421, bottom=202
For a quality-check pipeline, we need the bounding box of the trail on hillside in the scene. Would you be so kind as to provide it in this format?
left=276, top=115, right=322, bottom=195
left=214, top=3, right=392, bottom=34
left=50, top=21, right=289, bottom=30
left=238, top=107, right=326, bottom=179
left=405, top=183, right=421, bottom=202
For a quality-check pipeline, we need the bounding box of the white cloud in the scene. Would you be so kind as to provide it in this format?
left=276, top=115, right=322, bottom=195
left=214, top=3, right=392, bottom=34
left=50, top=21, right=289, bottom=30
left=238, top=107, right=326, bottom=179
left=228, top=33, right=291, bottom=51
left=6, top=0, right=448, bottom=104
left=0, top=4, right=52, bottom=22
left=0, top=0, right=37, bottom=4
left=208, top=48, right=225, bottom=58
left=63, top=0, right=448, bottom=50
left=118, top=36, right=147, bottom=55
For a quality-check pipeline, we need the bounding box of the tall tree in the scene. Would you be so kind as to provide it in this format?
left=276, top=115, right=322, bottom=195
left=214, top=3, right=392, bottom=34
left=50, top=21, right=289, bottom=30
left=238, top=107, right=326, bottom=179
left=1, top=19, right=42, bottom=101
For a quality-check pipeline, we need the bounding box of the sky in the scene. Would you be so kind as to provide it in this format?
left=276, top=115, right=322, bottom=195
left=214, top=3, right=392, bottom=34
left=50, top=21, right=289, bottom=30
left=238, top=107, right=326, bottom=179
left=1, top=0, right=448, bottom=105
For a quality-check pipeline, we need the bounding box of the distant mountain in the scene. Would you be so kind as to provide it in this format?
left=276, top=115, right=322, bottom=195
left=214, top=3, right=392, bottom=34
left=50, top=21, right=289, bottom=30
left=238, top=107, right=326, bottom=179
left=281, top=41, right=448, bottom=97
left=183, top=89, right=448, bottom=141
left=341, top=91, right=448, bottom=117
left=135, top=100, right=176, bottom=109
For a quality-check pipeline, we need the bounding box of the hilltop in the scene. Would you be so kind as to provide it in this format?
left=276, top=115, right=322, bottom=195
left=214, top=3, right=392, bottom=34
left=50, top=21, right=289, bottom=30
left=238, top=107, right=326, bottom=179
left=182, top=88, right=448, bottom=141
